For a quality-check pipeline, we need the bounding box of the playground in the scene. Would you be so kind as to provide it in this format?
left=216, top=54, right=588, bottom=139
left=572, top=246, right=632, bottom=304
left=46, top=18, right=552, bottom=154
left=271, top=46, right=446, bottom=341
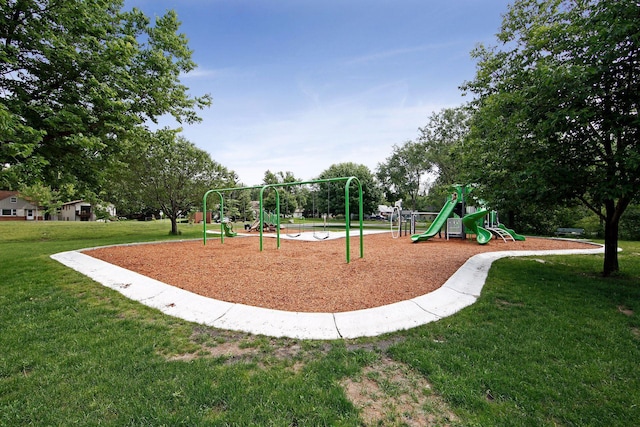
left=86, top=231, right=596, bottom=313
left=80, top=180, right=599, bottom=315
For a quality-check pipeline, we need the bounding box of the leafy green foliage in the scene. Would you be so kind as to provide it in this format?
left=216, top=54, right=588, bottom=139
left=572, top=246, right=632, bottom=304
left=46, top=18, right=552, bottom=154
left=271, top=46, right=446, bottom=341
left=16, top=182, right=63, bottom=220
left=377, top=107, right=470, bottom=211
left=111, top=129, right=234, bottom=235
left=461, top=0, right=640, bottom=274
left=376, top=140, right=431, bottom=211
left=0, top=0, right=211, bottom=195
left=620, top=204, right=640, bottom=241
left=260, top=170, right=308, bottom=217
left=316, top=162, right=383, bottom=218
left=419, top=107, right=469, bottom=188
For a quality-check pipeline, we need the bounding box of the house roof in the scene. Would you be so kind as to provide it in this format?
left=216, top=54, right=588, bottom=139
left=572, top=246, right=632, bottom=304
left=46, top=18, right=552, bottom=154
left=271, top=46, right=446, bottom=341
left=61, top=200, right=86, bottom=206
left=0, top=190, right=41, bottom=207
left=0, top=190, right=18, bottom=201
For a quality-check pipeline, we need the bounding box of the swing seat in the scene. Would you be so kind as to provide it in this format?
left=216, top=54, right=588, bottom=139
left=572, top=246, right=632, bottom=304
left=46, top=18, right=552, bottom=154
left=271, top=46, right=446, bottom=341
left=286, top=218, right=303, bottom=238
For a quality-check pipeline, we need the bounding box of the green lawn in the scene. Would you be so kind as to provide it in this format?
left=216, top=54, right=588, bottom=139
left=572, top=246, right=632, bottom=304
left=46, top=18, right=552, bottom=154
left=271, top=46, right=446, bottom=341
left=1, top=221, right=638, bottom=426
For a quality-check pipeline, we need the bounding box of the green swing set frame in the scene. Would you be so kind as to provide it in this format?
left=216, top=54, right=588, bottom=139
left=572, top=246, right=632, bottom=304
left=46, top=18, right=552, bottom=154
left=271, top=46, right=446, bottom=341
left=202, top=176, right=365, bottom=263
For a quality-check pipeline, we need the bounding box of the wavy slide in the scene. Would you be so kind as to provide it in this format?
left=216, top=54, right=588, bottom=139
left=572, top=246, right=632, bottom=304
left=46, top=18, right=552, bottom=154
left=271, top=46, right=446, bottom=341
left=411, top=198, right=457, bottom=242
left=462, top=210, right=492, bottom=245
left=498, top=224, right=526, bottom=241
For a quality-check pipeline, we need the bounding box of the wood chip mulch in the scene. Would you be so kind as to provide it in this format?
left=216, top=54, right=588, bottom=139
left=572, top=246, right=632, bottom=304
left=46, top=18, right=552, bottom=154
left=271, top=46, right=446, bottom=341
left=85, top=233, right=597, bottom=313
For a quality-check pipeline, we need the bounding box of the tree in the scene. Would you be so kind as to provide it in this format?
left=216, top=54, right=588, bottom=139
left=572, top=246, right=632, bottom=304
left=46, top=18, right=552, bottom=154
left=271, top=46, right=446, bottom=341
left=461, top=0, right=640, bottom=276
left=316, top=163, right=383, bottom=219
left=115, top=129, right=234, bottom=235
left=376, top=140, right=431, bottom=211
left=18, top=182, right=61, bottom=221
left=260, top=170, right=306, bottom=216
left=1, top=0, right=210, bottom=194
left=417, top=107, right=471, bottom=209
left=376, top=107, right=470, bottom=211
left=226, top=188, right=254, bottom=222
left=418, top=107, right=469, bottom=186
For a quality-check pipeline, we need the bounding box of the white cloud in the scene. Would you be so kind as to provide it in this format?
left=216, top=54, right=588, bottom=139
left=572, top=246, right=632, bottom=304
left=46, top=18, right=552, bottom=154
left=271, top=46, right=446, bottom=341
left=345, top=42, right=462, bottom=66
left=183, top=89, right=461, bottom=186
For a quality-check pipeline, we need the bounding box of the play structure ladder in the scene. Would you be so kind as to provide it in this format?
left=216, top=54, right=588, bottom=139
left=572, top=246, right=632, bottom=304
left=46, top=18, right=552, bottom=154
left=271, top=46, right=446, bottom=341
left=487, top=227, right=515, bottom=243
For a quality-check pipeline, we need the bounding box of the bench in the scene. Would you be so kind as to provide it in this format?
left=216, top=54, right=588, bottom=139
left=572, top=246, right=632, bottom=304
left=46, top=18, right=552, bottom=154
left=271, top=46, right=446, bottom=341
left=555, top=227, right=585, bottom=237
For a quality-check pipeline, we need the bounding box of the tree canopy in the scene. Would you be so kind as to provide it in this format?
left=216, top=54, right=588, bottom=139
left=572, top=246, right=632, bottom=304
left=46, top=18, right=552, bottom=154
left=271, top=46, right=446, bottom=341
left=259, top=170, right=308, bottom=217
left=462, top=0, right=640, bottom=275
left=112, top=129, right=234, bottom=235
left=0, top=0, right=211, bottom=194
left=17, top=182, right=61, bottom=221
left=418, top=107, right=469, bottom=188
left=316, top=162, right=383, bottom=218
left=376, top=107, right=469, bottom=211
left=376, top=140, right=431, bottom=211
left=417, top=107, right=470, bottom=207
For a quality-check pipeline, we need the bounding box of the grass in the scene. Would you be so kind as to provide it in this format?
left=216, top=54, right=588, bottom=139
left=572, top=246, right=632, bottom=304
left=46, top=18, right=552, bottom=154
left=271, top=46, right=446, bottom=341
left=390, top=248, right=640, bottom=426
left=1, top=220, right=639, bottom=426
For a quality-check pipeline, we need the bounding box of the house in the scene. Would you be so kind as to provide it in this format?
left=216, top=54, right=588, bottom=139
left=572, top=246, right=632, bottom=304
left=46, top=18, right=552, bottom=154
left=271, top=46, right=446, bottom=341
left=57, top=200, right=116, bottom=222
left=0, top=190, right=42, bottom=221
left=376, top=204, right=394, bottom=219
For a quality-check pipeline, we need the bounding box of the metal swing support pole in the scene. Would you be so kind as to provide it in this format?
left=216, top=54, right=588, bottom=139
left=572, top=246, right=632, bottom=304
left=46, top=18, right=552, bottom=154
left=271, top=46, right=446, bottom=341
left=258, top=186, right=280, bottom=252
left=202, top=189, right=223, bottom=246
left=203, top=185, right=264, bottom=245
left=204, top=176, right=363, bottom=263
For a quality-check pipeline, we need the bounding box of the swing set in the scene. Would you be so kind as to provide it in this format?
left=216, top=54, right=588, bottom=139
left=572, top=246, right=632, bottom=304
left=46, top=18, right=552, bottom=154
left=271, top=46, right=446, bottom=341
left=312, top=183, right=331, bottom=240
left=284, top=189, right=302, bottom=238
left=202, top=176, right=365, bottom=263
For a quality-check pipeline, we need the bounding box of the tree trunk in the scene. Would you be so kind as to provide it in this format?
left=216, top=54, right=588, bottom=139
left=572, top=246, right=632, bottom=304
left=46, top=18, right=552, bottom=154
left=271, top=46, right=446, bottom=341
left=602, top=201, right=619, bottom=277
left=170, top=216, right=180, bottom=235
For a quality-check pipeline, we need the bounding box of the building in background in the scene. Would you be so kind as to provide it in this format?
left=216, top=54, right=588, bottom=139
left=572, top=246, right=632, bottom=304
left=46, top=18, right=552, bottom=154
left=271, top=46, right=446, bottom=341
left=0, top=190, right=42, bottom=221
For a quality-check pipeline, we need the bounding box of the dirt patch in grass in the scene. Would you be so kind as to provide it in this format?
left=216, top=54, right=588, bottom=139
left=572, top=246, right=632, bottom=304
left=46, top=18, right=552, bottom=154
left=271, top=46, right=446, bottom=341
left=340, top=356, right=459, bottom=426
left=169, top=326, right=459, bottom=425
left=618, top=305, right=634, bottom=316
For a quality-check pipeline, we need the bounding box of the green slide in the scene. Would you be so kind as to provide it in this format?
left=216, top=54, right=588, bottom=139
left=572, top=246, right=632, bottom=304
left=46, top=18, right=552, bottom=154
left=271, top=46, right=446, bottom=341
left=462, top=210, right=492, bottom=245
left=411, top=198, right=457, bottom=242
left=498, top=224, right=526, bottom=241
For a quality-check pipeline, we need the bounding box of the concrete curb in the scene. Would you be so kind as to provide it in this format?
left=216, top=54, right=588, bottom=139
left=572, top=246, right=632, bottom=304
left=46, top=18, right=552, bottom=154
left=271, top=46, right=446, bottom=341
left=51, top=243, right=605, bottom=340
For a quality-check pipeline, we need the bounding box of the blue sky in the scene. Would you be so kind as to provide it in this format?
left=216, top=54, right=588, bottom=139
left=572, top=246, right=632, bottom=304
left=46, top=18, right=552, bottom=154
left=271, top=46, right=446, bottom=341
left=125, top=0, right=511, bottom=186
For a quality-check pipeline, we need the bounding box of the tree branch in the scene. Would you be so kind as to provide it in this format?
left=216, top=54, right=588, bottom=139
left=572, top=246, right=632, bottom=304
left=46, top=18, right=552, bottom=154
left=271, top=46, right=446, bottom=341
left=577, top=194, right=605, bottom=221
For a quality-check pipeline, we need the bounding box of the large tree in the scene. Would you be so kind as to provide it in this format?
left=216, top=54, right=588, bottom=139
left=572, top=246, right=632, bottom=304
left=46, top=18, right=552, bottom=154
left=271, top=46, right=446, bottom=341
left=1, top=0, right=210, bottom=194
left=115, top=129, right=234, bottom=235
left=418, top=107, right=469, bottom=188
left=260, top=170, right=307, bottom=216
left=462, top=0, right=640, bottom=275
left=376, top=140, right=431, bottom=211
left=316, top=162, right=383, bottom=219
left=377, top=107, right=470, bottom=211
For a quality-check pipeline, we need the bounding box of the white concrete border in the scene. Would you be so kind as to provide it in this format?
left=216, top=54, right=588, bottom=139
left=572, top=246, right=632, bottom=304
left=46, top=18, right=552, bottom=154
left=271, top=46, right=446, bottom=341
left=50, top=240, right=605, bottom=340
